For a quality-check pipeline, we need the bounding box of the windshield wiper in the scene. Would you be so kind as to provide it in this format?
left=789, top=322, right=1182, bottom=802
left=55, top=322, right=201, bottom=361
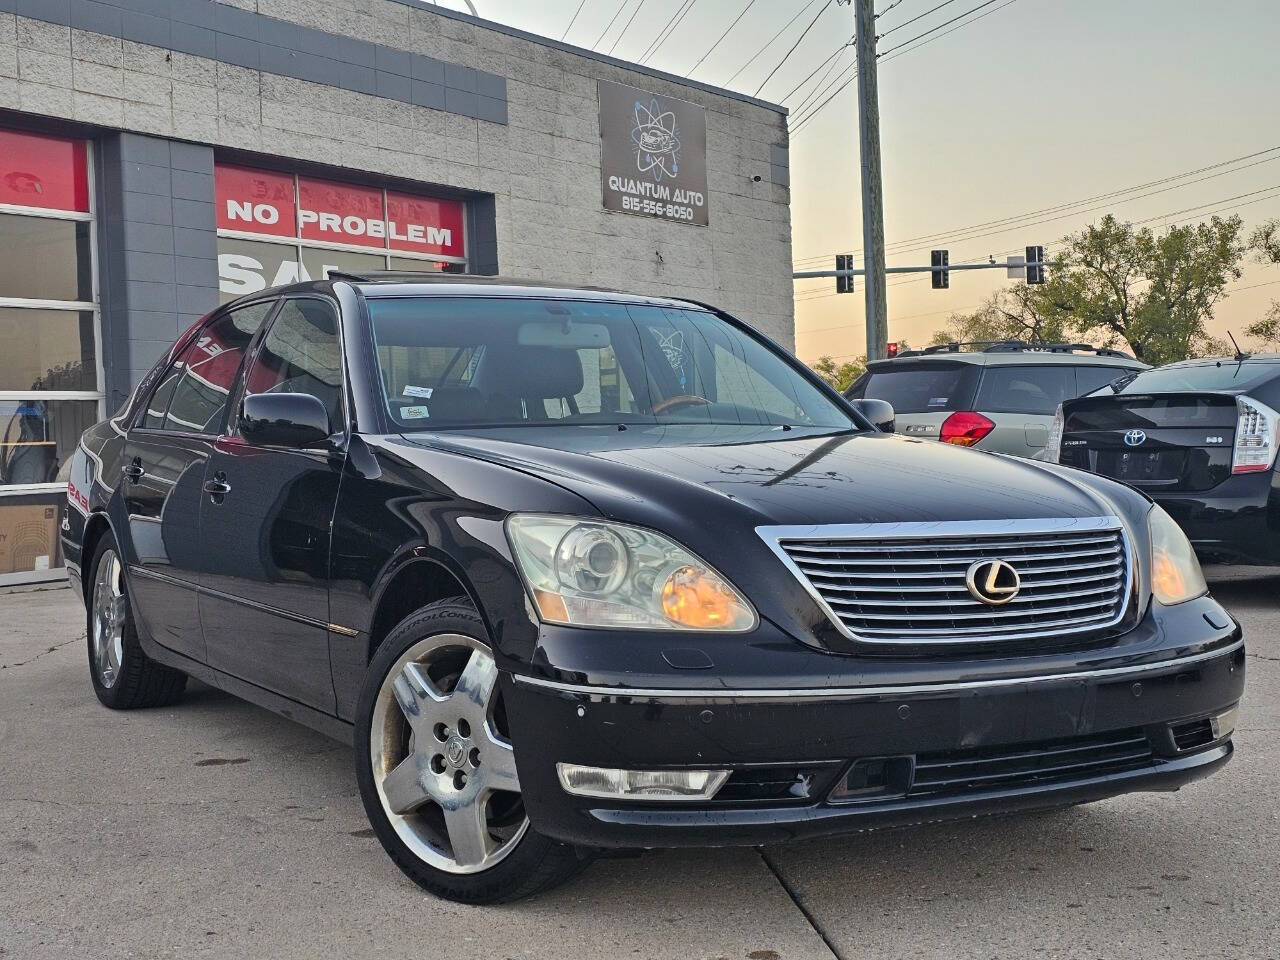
left=1109, top=371, right=1141, bottom=393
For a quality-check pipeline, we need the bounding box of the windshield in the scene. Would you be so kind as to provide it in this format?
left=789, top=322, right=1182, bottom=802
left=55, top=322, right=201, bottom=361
left=1114, top=360, right=1280, bottom=394
left=366, top=297, right=855, bottom=431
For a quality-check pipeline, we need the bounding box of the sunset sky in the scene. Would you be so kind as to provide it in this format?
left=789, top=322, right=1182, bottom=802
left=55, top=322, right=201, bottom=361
left=460, top=0, right=1280, bottom=361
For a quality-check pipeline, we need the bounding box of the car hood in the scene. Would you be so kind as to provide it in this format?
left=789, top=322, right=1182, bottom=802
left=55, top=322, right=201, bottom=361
left=400, top=424, right=1122, bottom=527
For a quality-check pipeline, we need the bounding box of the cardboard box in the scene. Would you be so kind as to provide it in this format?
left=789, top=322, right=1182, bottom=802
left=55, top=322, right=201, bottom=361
left=0, top=503, right=62, bottom=575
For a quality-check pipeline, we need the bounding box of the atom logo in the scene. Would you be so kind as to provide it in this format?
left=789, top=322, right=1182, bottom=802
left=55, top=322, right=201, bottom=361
left=631, top=98, right=681, bottom=181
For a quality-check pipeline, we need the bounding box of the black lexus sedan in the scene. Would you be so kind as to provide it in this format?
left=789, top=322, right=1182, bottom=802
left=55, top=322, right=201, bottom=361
left=63, top=277, right=1244, bottom=903
left=1048, top=355, right=1280, bottom=567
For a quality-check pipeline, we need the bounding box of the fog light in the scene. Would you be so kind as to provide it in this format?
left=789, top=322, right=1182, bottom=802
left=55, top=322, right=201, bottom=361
left=1211, top=703, right=1239, bottom=740
left=556, top=763, right=730, bottom=800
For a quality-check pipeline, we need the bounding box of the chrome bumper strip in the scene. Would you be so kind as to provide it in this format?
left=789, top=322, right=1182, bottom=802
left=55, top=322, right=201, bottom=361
left=511, top=639, right=1243, bottom=701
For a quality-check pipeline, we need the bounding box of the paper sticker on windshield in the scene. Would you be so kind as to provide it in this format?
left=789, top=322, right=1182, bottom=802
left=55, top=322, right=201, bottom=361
left=928, top=397, right=949, bottom=407
left=401, top=405, right=430, bottom=419
left=403, top=385, right=434, bottom=399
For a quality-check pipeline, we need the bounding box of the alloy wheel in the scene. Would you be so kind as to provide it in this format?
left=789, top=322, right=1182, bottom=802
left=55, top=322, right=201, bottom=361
left=369, top=633, right=528, bottom=874
left=91, top=549, right=126, bottom=689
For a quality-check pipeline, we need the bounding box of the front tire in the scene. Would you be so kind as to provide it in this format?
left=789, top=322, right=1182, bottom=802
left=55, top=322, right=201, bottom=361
left=354, top=598, right=585, bottom=903
left=86, top=532, right=187, bottom=709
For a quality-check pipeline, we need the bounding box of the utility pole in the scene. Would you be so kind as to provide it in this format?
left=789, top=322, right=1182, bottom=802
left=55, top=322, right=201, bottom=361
left=853, top=0, right=887, bottom=360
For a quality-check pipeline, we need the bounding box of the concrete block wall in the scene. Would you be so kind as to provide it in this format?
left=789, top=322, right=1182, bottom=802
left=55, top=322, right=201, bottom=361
left=96, top=132, right=219, bottom=407
left=0, top=0, right=794, bottom=347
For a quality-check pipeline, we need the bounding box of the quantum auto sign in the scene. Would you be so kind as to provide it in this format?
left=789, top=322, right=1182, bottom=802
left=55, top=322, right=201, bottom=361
left=598, top=80, right=708, bottom=226
left=214, top=164, right=466, bottom=258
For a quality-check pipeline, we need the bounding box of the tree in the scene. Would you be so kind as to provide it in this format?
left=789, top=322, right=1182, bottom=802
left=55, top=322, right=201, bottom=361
left=930, top=285, right=1072, bottom=346
left=810, top=355, right=865, bottom=392
left=928, top=215, right=1247, bottom=365
left=1246, top=219, right=1280, bottom=349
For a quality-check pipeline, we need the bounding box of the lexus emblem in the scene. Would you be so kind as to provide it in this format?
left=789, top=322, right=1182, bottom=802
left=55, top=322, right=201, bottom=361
left=966, top=559, right=1021, bottom=605
left=1124, top=429, right=1147, bottom=447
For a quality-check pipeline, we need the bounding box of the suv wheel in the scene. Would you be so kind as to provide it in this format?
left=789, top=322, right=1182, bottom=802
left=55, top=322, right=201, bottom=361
left=354, top=599, right=586, bottom=903
left=87, top=532, right=187, bottom=709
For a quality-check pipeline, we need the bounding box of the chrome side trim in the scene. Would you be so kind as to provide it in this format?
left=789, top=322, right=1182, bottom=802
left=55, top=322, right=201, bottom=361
left=511, top=639, right=1243, bottom=702
left=127, top=564, right=361, bottom=636
left=756, top=517, right=1134, bottom=646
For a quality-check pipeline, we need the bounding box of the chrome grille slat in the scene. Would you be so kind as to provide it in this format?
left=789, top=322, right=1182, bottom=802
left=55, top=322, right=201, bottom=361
left=784, top=534, right=1119, bottom=554
left=760, top=518, right=1131, bottom=646
left=827, top=581, right=1124, bottom=608
left=787, top=545, right=1119, bottom=566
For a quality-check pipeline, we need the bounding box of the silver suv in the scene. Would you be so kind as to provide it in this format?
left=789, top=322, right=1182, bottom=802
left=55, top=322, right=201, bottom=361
left=844, top=341, right=1147, bottom=458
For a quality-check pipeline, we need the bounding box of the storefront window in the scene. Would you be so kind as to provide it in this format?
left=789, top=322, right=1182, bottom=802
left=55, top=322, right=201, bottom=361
left=0, top=129, right=99, bottom=583
left=214, top=163, right=468, bottom=303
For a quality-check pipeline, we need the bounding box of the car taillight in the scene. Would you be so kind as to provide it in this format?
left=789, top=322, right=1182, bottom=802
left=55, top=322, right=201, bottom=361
left=940, top=411, right=994, bottom=447
left=1232, top=397, right=1280, bottom=474
left=1045, top=403, right=1064, bottom=462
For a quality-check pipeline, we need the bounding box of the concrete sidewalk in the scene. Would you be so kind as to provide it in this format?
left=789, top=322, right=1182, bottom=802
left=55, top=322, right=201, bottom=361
left=2, top=579, right=1277, bottom=959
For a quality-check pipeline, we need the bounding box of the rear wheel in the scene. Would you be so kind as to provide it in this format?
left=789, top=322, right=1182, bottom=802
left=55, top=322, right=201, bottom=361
left=86, top=533, right=187, bottom=709
left=354, top=599, right=586, bottom=903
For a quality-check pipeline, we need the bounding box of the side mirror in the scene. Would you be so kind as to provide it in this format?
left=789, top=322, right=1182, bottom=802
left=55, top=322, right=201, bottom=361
left=241, top=392, right=331, bottom=448
left=850, top=398, right=895, bottom=433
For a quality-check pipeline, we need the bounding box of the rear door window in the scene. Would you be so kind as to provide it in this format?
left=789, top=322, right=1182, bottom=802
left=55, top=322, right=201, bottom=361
left=974, top=365, right=1074, bottom=414
left=163, top=301, right=274, bottom=434
left=853, top=362, right=979, bottom=414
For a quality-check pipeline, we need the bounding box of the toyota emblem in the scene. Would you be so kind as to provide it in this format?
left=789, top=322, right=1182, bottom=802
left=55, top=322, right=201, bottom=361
left=1124, top=429, right=1147, bottom=447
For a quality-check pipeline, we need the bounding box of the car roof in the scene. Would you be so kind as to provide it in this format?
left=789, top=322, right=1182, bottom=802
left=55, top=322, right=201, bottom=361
left=1152, top=354, right=1280, bottom=368
left=225, top=273, right=713, bottom=312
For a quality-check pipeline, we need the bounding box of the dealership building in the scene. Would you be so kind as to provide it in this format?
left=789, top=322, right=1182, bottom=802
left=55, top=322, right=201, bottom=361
left=0, top=0, right=792, bottom=584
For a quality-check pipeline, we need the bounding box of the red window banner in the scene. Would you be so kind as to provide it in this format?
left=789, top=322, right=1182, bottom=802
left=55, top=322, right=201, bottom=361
left=0, top=129, right=89, bottom=213
left=215, top=165, right=296, bottom=237
left=214, top=162, right=465, bottom=259
left=386, top=191, right=465, bottom=258
left=297, top=176, right=386, bottom=249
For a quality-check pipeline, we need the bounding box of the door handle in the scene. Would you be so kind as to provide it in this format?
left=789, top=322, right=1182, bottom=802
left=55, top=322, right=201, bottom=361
left=203, top=472, right=232, bottom=497
left=122, top=460, right=144, bottom=482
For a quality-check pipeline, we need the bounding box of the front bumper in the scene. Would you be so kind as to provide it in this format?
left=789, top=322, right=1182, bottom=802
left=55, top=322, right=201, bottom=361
left=504, top=633, right=1245, bottom=849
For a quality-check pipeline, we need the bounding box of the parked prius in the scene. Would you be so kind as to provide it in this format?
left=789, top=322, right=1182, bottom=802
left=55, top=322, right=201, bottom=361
left=1048, top=354, right=1280, bottom=567
left=844, top=341, right=1146, bottom=457
left=64, top=277, right=1243, bottom=903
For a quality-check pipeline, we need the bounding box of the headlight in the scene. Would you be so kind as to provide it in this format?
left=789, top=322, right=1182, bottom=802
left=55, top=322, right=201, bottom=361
left=1148, top=505, right=1207, bottom=605
left=506, top=515, right=757, bottom=631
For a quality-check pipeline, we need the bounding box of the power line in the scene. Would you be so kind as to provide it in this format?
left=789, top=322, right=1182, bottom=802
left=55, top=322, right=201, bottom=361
left=754, top=0, right=834, bottom=96
left=788, top=58, right=860, bottom=124
left=779, top=40, right=852, bottom=103
left=591, top=0, right=631, bottom=48
left=792, top=0, right=1017, bottom=133
left=877, top=0, right=907, bottom=17
left=687, top=0, right=760, bottom=75
left=877, top=0, right=959, bottom=37
left=640, top=0, right=702, bottom=64
left=606, top=0, right=650, bottom=55
left=879, top=0, right=1019, bottom=63
left=791, top=144, right=1280, bottom=266
left=636, top=0, right=696, bottom=63
left=561, top=0, right=589, bottom=40
left=877, top=0, right=1003, bottom=56
left=722, top=0, right=823, bottom=87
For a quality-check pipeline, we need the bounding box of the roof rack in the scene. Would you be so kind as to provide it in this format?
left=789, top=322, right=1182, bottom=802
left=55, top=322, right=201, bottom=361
left=892, top=340, right=1136, bottom=360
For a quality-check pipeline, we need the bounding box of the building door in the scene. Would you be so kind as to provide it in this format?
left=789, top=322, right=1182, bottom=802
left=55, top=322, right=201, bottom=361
left=199, top=297, right=346, bottom=712
left=0, top=129, right=100, bottom=585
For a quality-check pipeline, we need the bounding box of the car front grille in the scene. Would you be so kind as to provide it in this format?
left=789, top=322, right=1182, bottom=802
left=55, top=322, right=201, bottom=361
left=760, top=518, right=1131, bottom=645
left=907, top=728, right=1155, bottom=799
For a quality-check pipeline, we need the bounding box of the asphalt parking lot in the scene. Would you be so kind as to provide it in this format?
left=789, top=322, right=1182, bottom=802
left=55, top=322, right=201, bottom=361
left=2, top=573, right=1277, bottom=960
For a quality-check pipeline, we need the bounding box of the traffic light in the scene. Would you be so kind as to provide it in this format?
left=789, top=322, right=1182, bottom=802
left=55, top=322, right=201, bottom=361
left=836, top=253, right=854, bottom=294
left=931, top=249, right=949, bottom=289
left=1026, top=245, right=1046, bottom=285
